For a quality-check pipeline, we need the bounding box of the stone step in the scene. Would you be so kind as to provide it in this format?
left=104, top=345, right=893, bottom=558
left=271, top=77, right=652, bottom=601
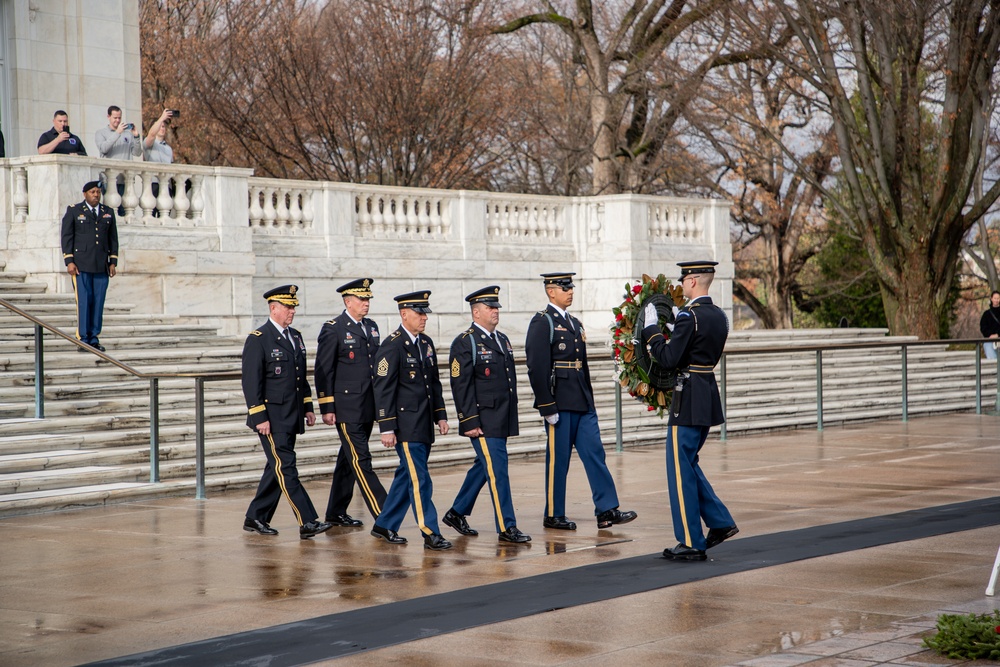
left=0, top=281, right=49, bottom=294
left=0, top=313, right=198, bottom=327
left=0, top=269, right=27, bottom=282
left=0, top=346, right=243, bottom=372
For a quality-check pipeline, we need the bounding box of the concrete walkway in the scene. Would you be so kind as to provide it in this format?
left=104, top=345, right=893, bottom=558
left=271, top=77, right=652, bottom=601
left=2, top=414, right=999, bottom=666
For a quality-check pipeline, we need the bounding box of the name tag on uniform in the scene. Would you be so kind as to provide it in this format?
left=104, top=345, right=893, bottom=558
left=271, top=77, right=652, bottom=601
left=271, top=349, right=285, bottom=359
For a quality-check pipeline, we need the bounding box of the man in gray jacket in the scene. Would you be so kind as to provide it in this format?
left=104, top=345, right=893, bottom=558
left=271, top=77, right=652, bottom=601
left=95, top=105, right=141, bottom=160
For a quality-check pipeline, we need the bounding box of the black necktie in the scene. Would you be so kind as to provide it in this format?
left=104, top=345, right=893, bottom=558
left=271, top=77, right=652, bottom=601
left=494, top=332, right=504, bottom=356
left=283, top=329, right=295, bottom=354
left=565, top=314, right=574, bottom=332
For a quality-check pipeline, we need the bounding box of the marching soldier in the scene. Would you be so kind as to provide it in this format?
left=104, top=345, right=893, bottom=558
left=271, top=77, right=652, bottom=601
left=524, top=272, right=637, bottom=531
left=370, top=291, right=452, bottom=550
left=443, top=286, right=530, bottom=544
left=642, top=261, right=738, bottom=561
left=61, top=180, right=118, bottom=352
left=242, top=285, right=332, bottom=539
left=315, top=278, right=387, bottom=527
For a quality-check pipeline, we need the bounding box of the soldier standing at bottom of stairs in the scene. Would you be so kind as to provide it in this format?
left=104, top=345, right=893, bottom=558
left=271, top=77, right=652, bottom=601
left=241, top=285, right=332, bottom=540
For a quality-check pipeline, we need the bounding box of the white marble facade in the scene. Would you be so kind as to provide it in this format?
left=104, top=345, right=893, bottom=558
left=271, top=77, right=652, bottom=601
left=0, top=0, right=142, bottom=159
left=0, top=156, right=733, bottom=344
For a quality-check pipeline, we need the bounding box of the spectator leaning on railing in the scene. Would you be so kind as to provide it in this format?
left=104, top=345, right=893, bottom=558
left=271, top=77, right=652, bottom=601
left=37, top=110, right=87, bottom=155
left=981, top=290, right=1000, bottom=361
left=95, top=105, right=142, bottom=160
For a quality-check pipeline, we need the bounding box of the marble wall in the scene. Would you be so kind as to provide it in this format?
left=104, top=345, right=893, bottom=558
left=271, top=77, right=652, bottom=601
left=0, top=156, right=733, bottom=346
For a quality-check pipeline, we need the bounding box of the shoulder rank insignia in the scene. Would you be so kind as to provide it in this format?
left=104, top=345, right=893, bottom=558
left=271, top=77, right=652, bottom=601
left=250, top=330, right=262, bottom=337
left=451, top=358, right=461, bottom=377
left=389, top=331, right=401, bottom=340
left=325, top=318, right=337, bottom=325
left=377, top=357, right=389, bottom=377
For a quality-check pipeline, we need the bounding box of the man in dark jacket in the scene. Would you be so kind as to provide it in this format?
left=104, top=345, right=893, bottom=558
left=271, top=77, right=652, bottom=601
left=642, top=261, right=737, bottom=561
left=242, top=285, right=331, bottom=540
left=525, top=272, right=637, bottom=531
left=370, top=291, right=452, bottom=550
left=61, top=181, right=118, bottom=351
left=315, top=278, right=386, bottom=527
left=443, top=286, right=530, bottom=544
left=980, top=290, right=1000, bottom=361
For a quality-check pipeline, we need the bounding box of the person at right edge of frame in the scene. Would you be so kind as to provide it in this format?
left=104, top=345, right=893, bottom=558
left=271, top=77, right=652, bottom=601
left=443, top=286, right=531, bottom=544
left=524, top=272, right=637, bottom=531
left=642, top=260, right=738, bottom=562
left=370, top=291, right=453, bottom=550
left=980, top=290, right=1000, bottom=361
left=241, top=285, right=332, bottom=540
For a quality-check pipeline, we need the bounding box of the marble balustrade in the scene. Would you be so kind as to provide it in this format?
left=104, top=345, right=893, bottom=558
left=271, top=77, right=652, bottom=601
left=0, top=156, right=733, bottom=342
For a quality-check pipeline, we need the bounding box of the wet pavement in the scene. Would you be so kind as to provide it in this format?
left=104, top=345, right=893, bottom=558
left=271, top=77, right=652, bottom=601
left=2, top=414, right=999, bottom=666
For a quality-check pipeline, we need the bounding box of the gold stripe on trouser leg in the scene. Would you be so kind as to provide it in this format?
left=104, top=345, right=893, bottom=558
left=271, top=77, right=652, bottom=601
left=71, top=273, right=82, bottom=341
left=546, top=423, right=556, bottom=515
left=341, top=423, right=381, bottom=514
left=671, top=425, right=692, bottom=546
left=267, top=433, right=304, bottom=525
left=479, top=437, right=506, bottom=532
left=400, top=442, right=429, bottom=536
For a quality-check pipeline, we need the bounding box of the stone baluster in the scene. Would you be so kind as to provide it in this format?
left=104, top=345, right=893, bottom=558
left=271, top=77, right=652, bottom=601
left=356, top=194, right=372, bottom=235
left=517, top=205, right=530, bottom=236
left=262, top=187, right=277, bottom=227
left=288, top=189, right=302, bottom=227
left=438, top=198, right=450, bottom=237
left=371, top=196, right=384, bottom=237
left=415, top=198, right=429, bottom=235
left=139, top=172, right=157, bottom=220
left=121, top=170, right=140, bottom=221
left=248, top=184, right=264, bottom=226
left=173, top=174, right=191, bottom=221
left=156, top=173, right=174, bottom=220
left=527, top=205, right=540, bottom=237
left=485, top=203, right=498, bottom=236
left=103, top=168, right=123, bottom=211
left=550, top=205, right=562, bottom=238
left=300, top=189, right=313, bottom=228
left=190, top=175, right=205, bottom=222
left=275, top=188, right=290, bottom=228
left=406, top=197, right=420, bottom=235
left=12, top=167, right=28, bottom=223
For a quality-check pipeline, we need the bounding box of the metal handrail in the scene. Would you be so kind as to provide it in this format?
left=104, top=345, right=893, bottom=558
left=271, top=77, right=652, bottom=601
left=0, top=296, right=239, bottom=498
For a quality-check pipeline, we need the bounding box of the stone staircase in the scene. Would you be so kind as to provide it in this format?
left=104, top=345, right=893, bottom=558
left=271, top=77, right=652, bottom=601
left=0, top=263, right=996, bottom=517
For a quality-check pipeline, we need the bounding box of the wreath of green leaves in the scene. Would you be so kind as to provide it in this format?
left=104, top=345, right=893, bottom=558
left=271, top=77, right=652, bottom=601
left=610, top=273, right=685, bottom=417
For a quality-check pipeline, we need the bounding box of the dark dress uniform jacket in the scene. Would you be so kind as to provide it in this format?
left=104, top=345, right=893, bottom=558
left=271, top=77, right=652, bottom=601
left=374, top=327, right=447, bottom=443
left=61, top=202, right=119, bottom=273
left=449, top=325, right=519, bottom=437
left=643, top=297, right=727, bottom=427
left=242, top=321, right=314, bottom=434
left=314, top=313, right=380, bottom=423
left=525, top=305, right=594, bottom=416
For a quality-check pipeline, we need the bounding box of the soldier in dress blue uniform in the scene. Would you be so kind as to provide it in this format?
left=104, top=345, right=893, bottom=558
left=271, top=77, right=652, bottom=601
left=242, top=285, right=332, bottom=540
left=443, top=286, right=531, bottom=544
left=524, top=272, right=637, bottom=531
left=642, top=261, right=738, bottom=561
left=370, top=291, right=453, bottom=550
left=61, top=180, right=118, bottom=352
left=314, top=278, right=387, bottom=527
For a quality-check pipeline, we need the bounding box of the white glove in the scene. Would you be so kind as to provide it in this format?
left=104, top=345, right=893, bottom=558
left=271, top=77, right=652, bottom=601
left=644, top=302, right=656, bottom=325
left=544, top=414, right=559, bottom=425
left=666, top=322, right=675, bottom=332
left=672, top=305, right=680, bottom=318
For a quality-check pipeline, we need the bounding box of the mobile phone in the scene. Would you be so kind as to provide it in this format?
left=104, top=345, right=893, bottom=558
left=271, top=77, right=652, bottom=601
left=124, top=123, right=134, bottom=130
left=168, top=109, right=180, bottom=118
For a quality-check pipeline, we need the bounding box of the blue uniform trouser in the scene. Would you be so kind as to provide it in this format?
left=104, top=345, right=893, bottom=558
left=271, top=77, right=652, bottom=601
left=73, top=271, right=109, bottom=346
left=452, top=437, right=516, bottom=533
left=373, top=441, right=441, bottom=536
left=665, top=424, right=734, bottom=551
left=544, top=409, right=619, bottom=517
left=247, top=431, right=319, bottom=526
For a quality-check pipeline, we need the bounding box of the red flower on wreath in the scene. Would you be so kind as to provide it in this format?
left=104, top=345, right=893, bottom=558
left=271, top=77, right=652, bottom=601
left=632, top=284, right=642, bottom=294
left=994, top=625, right=1000, bottom=633
left=615, top=312, right=624, bottom=322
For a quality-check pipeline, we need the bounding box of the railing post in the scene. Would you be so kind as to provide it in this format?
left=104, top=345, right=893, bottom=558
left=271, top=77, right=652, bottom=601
left=901, top=345, right=908, bottom=422
left=615, top=381, right=623, bottom=453
left=816, top=349, right=823, bottom=431
left=995, top=351, right=1000, bottom=414
left=34, top=324, right=45, bottom=419
left=149, top=378, right=160, bottom=482
left=975, top=348, right=982, bottom=415
left=720, top=353, right=728, bottom=441
left=195, top=377, right=206, bottom=500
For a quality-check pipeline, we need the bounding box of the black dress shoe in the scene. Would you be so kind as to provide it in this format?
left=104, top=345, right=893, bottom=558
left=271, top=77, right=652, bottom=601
left=543, top=515, right=577, bottom=530
left=596, top=508, right=638, bottom=529
left=243, top=518, right=278, bottom=535
left=706, top=525, right=739, bottom=549
left=423, top=533, right=453, bottom=550
left=498, top=526, right=531, bottom=543
left=662, top=543, right=707, bottom=561
left=442, top=508, right=478, bottom=536
left=77, top=346, right=90, bottom=353
left=299, top=520, right=333, bottom=539
left=326, top=513, right=363, bottom=527
left=95, top=344, right=106, bottom=352
left=370, top=525, right=407, bottom=544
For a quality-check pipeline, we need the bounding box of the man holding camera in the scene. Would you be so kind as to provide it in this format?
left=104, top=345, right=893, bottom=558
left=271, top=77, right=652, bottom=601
left=96, top=105, right=142, bottom=160
left=37, top=110, right=87, bottom=155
